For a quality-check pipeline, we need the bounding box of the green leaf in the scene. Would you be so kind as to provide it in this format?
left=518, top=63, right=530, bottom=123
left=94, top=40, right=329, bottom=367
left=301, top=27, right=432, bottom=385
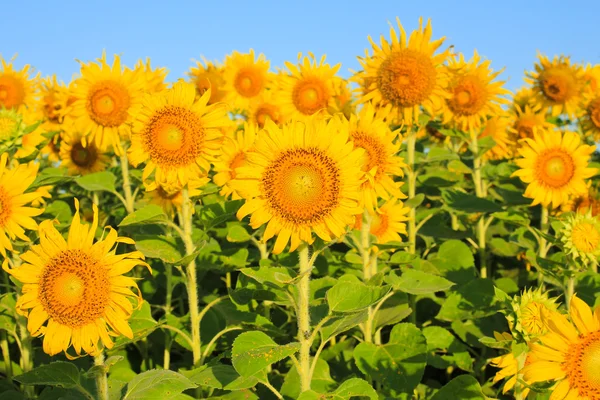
left=14, top=362, right=81, bottom=388
left=182, top=365, right=258, bottom=390
left=423, top=326, right=473, bottom=372
left=326, top=280, right=391, bottom=313
left=373, top=292, right=412, bottom=330
left=447, top=159, right=472, bottom=174
left=231, top=331, right=300, bottom=377
left=134, top=236, right=183, bottom=263
left=123, top=370, right=197, bottom=400
left=353, top=323, right=427, bottom=394
left=430, top=375, right=486, bottom=400
left=431, top=240, right=475, bottom=285
left=319, top=310, right=369, bottom=342
left=239, top=265, right=296, bottom=289
left=281, top=358, right=337, bottom=399
left=226, top=225, right=251, bottom=243
left=489, top=237, right=521, bottom=257
left=30, top=168, right=74, bottom=190
left=113, top=302, right=158, bottom=349
left=492, top=211, right=530, bottom=226
left=386, top=270, right=454, bottom=295
left=437, top=278, right=497, bottom=321
left=404, top=193, right=425, bottom=209
left=119, top=205, right=167, bottom=227
left=75, top=171, right=117, bottom=192
left=42, top=200, right=73, bottom=226
left=388, top=251, right=418, bottom=265
left=297, top=378, right=378, bottom=400
left=442, top=189, right=502, bottom=213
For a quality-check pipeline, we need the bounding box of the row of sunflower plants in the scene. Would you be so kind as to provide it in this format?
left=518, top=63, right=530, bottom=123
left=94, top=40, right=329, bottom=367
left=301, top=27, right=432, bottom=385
left=1, top=15, right=600, bottom=400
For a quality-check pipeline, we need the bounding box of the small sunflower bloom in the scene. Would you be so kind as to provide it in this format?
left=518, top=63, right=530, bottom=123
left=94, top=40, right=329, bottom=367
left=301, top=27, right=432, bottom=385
left=560, top=212, right=600, bottom=265
left=223, top=50, right=271, bottom=112
left=188, top=57, right=227, bottom=105
left=60, top=128, right=110, bottom=176
left=0, top=55, right=39, bottom=111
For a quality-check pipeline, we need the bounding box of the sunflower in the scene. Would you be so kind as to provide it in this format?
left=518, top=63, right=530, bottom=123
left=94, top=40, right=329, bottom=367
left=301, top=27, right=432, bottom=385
left=330, top=77, right=354, bottom=118
left=223, top=50, right=270, bottom=112
left=0, top=108, right=24, bottom=149
left=14, top=128, right=46, bottom=160
left=188, top=58, right=227, bottom=105
left=232, top=118, right=365, bottom=254
left=508, top=104, right=554, bottom=142
left=247, top=90, right=287, bottom=128
left=134, top=58, right=167, bottom=94
left=561, top=185, right=600, bottom=216
left=479, top=115, right=513, bottom=160
left=580, top=92, right=600, bottom=141
left=275, top=53, right=341, bottom=120
left=3, top=199, right=150, bottom=357
left=0, top=55, right=38, bottom=111
left=353, top=17, right=451, bottom=125
left=69, top=52, right=144, bottom=153
left=522, top=295, right=600, bottom=400
left=0, top=153, right=42, bottom=256
left=583, top=63, right=600, bottom=93
left=337, top=103, right=405, bottom=212
left=441, top=51, right=510, bottom=133
left=37, top=75, right=69, bottom=130
left=511, top=287, right=559, bottom=338
left=129, top=81, right=229, bottom=188
left=512, top=130, right=596, bottom=208
left=491, top=348, right=532, bottom=399
left=213, top=122, right=258, bottom=200
left=60, top=129, right=110, bottom=176
left=145, top=180, right=203, bottom=217
left=512, top=86, right=535, bottom=111
left=356, top=198, right=410, bottom=244
left=525, top=54, right=585, bottom=118
left=560, top=212, right=600, bottom=265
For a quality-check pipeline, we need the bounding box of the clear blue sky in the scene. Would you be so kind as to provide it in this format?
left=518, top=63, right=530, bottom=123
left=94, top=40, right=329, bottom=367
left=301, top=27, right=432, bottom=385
left=3, top=0, right=599, bottom=92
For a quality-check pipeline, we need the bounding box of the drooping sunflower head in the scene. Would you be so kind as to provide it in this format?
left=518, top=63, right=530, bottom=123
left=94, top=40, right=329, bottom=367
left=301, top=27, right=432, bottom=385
left=337, top=102, right=405, bottom=212
left=0, top=55, right=39, bottom=112
left=524, top=54, right=585, bottom=118
left=353, top=17, right=452, bottom=125
left=508, top=104, right=553, bottom=143
left=247, top=90, right=287, bottom=128
left=129, top=81, right=229, bottom=188
left=59, top=128, right=110, bottom=176
left=580, top=91, right=600, bottom=141
left=510, top=287, right=559, bottom=338
left=512, top=130, right=596, bottom=208
left=232, top=117, right=365, bottom=254
left=134, top=58, right=168, bottom=94
left=3, top=198, right=150, bottom=356
left=188, top=57, right=227, bottom=105
left=213, top=122, right=258, bottom=200
left=224, top=49, right=271, bottom=112
left=69, top=52, right=144, bottom=153
left=560, top=212, right=600, bottom=265
left=145, top=180, right=203, bottom=217
left=442, top=51, right=510, bottom=133
left=522, top=295, right=600, bottom=400
left=479, top=115, right=513, bottom=160
left=275, top=52, right=341, bottom=120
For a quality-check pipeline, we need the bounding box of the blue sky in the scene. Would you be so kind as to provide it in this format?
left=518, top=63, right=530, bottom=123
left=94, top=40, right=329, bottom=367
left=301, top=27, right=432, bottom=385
left=3, top=0, right=599, bottom=92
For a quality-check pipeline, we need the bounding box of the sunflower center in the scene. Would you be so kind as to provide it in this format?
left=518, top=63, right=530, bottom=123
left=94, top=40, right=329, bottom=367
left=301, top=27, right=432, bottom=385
left=87, top=80, right=131, bottom=127
left=234, top=67, right=263, bottom=98
left=145, top=105, right=205, bottom=167
left=539, top=68, right=575, bottom=103
left=0, top=116, right=18, bottom=139
left=587, top=98, right=600, bottom=129
left=0, top=75, right=26, bottom=109
left=0, top=187, right=11, bottom=228
left=70, top=142, right=98, bottom=168
left=262, top=148, right=340, bottom=224
left=571, top=222, right=600, bottom=253
left=535, top=150, right=575, bottom=188
left=447, top=76, right=487, bottom=116
left=370, top=213, right=389, bottom=239
left=351, top=132, right=387, bottom=177
left=229, top=152, right=246, bottom=180
left=292, top=79, right=329, bottom=115
left=377, top=49, right=437, bottom=108
left=563, top=331, right=600, bottom=397
left=255, top=104, right=280, bottom=127
left=39, top=249, right=110, bottom=328
left=515, top=116, right=536, bottom=139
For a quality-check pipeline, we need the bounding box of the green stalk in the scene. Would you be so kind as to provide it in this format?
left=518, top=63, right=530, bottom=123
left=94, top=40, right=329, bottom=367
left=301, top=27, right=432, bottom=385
left=119, top=153, right=135, bottom=213
left=17, top=315, right=34, bottom=398
left=360, top=212, right=374, bottom=343
left=94, top=353, right=109, bottom=400
left=538, top=206, right=549, bottom=288
left=406, top=131, right=417, bottom=254
left=471, top=136, right=488, bottom=279
left=296, top=245, right=313, bottom=393
left=0, top=330, right=11, bottom=379
left=565, top=275, right=576, bottom=312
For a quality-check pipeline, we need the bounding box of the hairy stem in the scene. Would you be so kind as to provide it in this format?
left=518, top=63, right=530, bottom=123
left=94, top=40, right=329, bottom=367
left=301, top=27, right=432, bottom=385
left=94, top=353, right=109, bottom=400
left=538, top=206, right=549, bottom=288
left=296, top=245, right=313, bottom=393
left=406, top=131, right=417, bottom=254
left=0, top=330, right=11, bottom=379
left=471, top=137, right=488, bottom=279
left=119, top=153, right=135, bottom=213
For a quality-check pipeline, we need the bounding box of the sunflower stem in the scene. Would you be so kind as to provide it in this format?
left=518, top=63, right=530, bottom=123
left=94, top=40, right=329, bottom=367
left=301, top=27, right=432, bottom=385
left=119, top=153, right=135, bottom=213
left=0, top=330, right=12, bottom=379
left=180, top=186, right=202, bottom=367
left=16, top=314, right=34, bottom=398
left=406, top=131, right=417, bottom=255
left=296, top=245, right=313, bottom=393
left=565, top=275, right=576, bottom=311
left=538, top=206, right=549, bottom=288
left=471, top=136, right=488, bottom=279
left=94, top=353, right=109, bottom=400
left=360, top=211, right=374, bottom=343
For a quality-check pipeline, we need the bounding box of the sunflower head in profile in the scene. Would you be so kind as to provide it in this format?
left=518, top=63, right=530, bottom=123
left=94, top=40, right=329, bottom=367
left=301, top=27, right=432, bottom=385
left=0, top=55, right=39, bottom=112
left=354, top=198, right=410, bottom=244
left=275, top=52, right=341, bottom=120
left=441, top=51, right=510, bottom=134
left=479, top=115, right=513, bottom=160
left=134, top=58, right=167, bottom=94
left=337, top=102, right=405, bottom=212
left=188, top=57, right=228, bottom=105
left=512, top=130, right=596, bottom=208
left=145, top=180, right=203, bottom=218
left=3, top=199, right=150, bottom=357
left=129, top=81, right=229, bottom=188
left=59, top=127, right=110, bottom=176
left=213, top=122, right=258, bottom=200
left=525, top=54, right=585, bottom=118
left=247, top=90, right=287, bottom=128
left=522, top=295, right=600, bottom=400
left=0, top=153, right=43, bottom=256
left=69, top=52, right=144, bottom=154
left=353, top=17, right=452, bottom=125
left=232, top=117, right=365, bottom=254
left=560, top=211, right=600, bottom=265
left=223, top=50, right=271, bottom=112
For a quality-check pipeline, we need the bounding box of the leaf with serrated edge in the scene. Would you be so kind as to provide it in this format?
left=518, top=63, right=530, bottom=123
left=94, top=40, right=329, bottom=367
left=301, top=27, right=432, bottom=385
left=232, top=331, right=300, bottom=377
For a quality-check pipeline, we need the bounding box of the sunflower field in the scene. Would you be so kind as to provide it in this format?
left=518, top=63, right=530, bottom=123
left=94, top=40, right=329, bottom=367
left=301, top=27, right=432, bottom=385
left=1, top=16, right=600, bottom=400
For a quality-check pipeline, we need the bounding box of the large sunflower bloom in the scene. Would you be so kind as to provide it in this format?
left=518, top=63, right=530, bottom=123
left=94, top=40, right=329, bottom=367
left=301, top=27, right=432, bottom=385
left=129, top=81, right=229, bottom=188
left=223, top=50, right=270, bottom=112
left=188, top=57, right=227, bottom=105
left=232, top=118, right=365, bottom=254
left=441, top=51, right=510, bottom=134
left=0, top=154, right=42, bottom=256
left=337, top=103, right=405, bottom=212
left=0, top=55, right=38, bottom=111
left=69, top=52, right=144, bottom=153
left=353, top=17, right=451, bottom=125
left=525, top=54, right=585, bottom=118
left=60, top=128, right=110, bottom=176
left=522, top=295, right=600, bottom=400
left=3, top=199, right=150, bottom=357
left=512, top=130, right=596, bottom=208
left=275, top=53, right=341, bottom=120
